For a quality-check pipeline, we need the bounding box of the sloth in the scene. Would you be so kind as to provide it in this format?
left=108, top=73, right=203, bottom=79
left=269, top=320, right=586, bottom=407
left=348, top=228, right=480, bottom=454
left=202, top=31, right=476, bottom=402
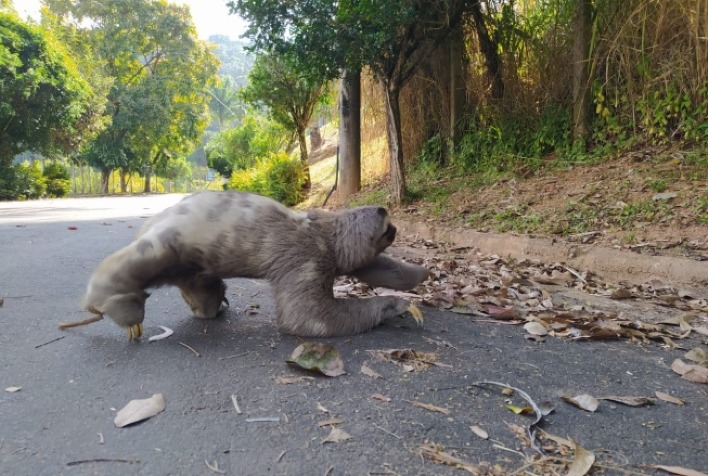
left=81, top=191, right=429, bottom=339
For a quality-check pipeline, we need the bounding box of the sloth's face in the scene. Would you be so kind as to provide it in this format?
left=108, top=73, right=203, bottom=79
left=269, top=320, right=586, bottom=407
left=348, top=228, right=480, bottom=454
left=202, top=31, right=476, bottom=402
left=371, top=207, right=397, bottom=254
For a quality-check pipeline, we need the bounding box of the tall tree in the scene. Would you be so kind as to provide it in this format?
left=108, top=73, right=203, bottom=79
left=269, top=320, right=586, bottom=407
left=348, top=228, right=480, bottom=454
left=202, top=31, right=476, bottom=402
left=230, top=0, right=471, bottom=203
left=572, top=0, right=593, bottom=146
left=0, top=12, right=94, bottom=165
left=239, top=52, right=328, bottom=190
left=48, top=0, right=219, bottom=193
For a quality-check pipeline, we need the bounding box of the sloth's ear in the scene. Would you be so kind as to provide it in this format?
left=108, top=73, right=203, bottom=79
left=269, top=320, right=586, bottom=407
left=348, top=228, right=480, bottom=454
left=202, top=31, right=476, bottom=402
left=349, top=255, right=429, bottom=291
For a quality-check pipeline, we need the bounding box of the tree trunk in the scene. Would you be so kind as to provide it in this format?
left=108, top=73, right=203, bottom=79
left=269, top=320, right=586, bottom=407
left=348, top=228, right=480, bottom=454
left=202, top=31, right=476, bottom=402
left=470, top=1, right=503, bottom=101
left=338, top=69, right=361, bottom=202
left=144, top=170, right=152, bottom=193
left=449, top=25, right=466, bottom=156
left=572, top=0, right=593, bottom=146
left=296, top=126, right=311, bottom=191
left=100, top=168, right=110, bottom=195
left=382, top=81, right=405, bottom=204
left=119, top=168, right=128, bottom=194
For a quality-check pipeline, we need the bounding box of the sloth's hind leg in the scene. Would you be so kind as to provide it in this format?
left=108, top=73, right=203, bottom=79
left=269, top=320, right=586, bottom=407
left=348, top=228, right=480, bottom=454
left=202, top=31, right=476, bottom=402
left=177, top=274, right=228, bottom=319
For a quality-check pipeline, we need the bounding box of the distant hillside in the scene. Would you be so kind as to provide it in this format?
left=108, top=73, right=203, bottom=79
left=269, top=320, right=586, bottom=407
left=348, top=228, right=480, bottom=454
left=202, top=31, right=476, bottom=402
left=208, top=34, right=254, bottom=87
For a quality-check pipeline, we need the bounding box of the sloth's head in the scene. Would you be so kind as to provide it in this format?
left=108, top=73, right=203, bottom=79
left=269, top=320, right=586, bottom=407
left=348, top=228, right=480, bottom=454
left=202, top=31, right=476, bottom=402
left=334, top=206, right=397, bottom=273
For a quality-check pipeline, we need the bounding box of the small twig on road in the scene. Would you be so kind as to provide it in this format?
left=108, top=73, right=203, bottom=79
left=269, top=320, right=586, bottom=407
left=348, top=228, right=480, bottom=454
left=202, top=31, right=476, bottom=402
left=562, top=265, right=587, bottom=284
left=231, top=394, right=242, bottom=414
left=218, top=352, right=250, bottom=361
left=205, top=459, right=226, bottom=474
left=324, top=465, right=334, bottom=476
left=245, top=417, right=280, bottom=423
left=179, top=342, right=201, bottom=357
left=34, top=336, right=65, bottom=349
left=58, top=314, right=103, bottom=330
left=276, top=450, right=287, bottom=463
left=372, top=424, right=402, bottom=440
left=67, top=458, right=138, bottom=466
left=473, top=381, right=545, bottom=455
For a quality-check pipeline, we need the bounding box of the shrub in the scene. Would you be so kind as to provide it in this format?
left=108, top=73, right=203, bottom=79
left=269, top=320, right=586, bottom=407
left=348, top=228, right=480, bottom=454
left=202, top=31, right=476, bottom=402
left=227, top=152, right=306, bottom=206
left=43, top=162, right=71, bottom=197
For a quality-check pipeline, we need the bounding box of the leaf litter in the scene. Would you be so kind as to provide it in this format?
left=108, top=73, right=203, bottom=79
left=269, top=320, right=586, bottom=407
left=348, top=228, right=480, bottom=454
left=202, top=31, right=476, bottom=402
left=338, top=239, right=707, bottom=350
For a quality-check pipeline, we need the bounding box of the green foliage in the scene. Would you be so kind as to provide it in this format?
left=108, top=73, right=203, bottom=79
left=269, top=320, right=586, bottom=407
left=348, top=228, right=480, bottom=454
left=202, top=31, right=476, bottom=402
left=453, top=107, right=571, bottom=173
left=43, top=161, right=71, bottom=197
left=205, top=113, right=290, bottom=177
left=648, top=179, right=667, bottom=193
left=0, top=162, right=46, bottom=200
left=48, top=0, right=220, bottom=186
left=227, top=152, right=306, bottom=206
left=0, top=12, right=92, bottom=164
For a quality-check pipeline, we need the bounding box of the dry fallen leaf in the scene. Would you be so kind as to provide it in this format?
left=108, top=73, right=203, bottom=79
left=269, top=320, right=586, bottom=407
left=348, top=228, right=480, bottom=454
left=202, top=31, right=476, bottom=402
left=524, top=321, right=549, bottom=336
left=5, top=386, right=21, bottom=393
left=361, top=363, right=382, bottom=379
left=114, top=393, right=165, bottom=427
left=470, top=425, right=489, bottom=439
left=409, top=400, right=450, bottom=415
left=316, top=402, right=330, bottom=413
left=671, top=359, right=708, bottom=384
left=648, top=465, right=708, bottom=476
left=372, top=393, right=392, bottom=403
left=419, top=444, right=483, bottom=474
left=654, top=391, right=685, bottom=405
left=321, top=427, right=351, bottom=444
left=286, top=343, right=346, bottom=377
left=599, top=396, right=656, bottom=407
left=566, top=442, right=596, bottom=476
left=562, top=394, right=599, bottom=412
left=684, top=347, right=708, bottom=364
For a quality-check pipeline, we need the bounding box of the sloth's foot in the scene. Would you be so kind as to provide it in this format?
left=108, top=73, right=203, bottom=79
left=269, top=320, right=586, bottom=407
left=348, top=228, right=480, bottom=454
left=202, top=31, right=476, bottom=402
left=127, top=323, right=143, bottom=340
left=406, top=303, right=424, bottom=326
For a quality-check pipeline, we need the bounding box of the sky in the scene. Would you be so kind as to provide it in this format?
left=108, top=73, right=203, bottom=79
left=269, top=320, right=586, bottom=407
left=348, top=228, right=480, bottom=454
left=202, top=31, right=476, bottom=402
left=11, top=0, right=248, bottom=40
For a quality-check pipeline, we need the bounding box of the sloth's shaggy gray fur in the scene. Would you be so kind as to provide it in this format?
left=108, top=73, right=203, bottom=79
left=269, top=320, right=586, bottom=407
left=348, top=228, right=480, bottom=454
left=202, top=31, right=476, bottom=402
left=83, top=191, right=429, bottom=337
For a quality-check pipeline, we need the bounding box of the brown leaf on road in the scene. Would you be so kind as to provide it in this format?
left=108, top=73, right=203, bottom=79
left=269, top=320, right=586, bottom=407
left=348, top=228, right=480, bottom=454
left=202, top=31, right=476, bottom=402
left=470, top=425, right=488, bottom=439
left=648, top=465, right=708, bottom=476
left=610, top=288, right=633, bottom=300
left=321, top=427, right=351, bottom=444
left=370, top=348, right=441, bottom=372
left=562, top=394, right=599, bottom=412
left=671, top=359, right=708, bottom=384
left=524, top=321, right=549, bottom=336
left=361, top=363, right=382, bottom=379
left=655, top=391, right=685, bottom=405
left=599, top=396, right=656, bottom=407
left=419, top=444, right=484, bottom=475
left=483, top=304, right=520, bottom=320
left=684, top=347, right=708, bottom=364
left=114, top=393, right=165, bottom=428
left=286, top=343, right=346, bottom=377
left=566, top=442, right=596, bottom=476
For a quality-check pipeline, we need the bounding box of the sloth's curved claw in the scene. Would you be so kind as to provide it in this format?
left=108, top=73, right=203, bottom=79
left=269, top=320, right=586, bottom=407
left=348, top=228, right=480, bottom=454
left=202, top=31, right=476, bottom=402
left=407, top=304, right=424, bottom=326
left=127, top=323, right=143, bottom=340
left=221, top=297, right=230, bottom=310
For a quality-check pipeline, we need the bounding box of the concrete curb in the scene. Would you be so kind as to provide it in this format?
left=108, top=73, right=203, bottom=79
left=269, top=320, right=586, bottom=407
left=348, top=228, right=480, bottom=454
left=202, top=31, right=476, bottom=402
left=397, top=220, right=708, bottom=293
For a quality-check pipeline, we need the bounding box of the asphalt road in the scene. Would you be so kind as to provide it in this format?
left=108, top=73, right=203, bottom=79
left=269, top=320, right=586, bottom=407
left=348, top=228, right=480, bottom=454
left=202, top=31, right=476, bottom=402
left=0, top=195, right=707, bottom=476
